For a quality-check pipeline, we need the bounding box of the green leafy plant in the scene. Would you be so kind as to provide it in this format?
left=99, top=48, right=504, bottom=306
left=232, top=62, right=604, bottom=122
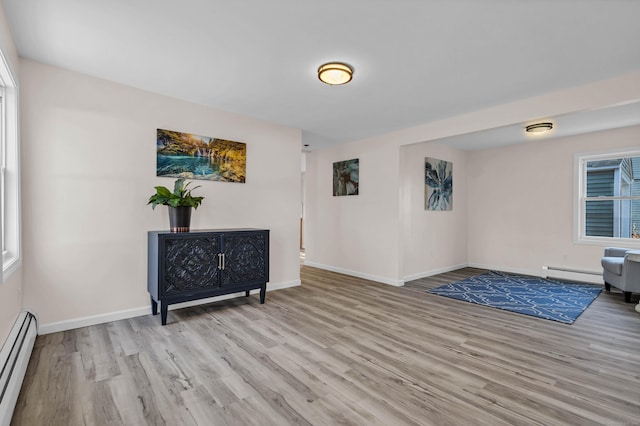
left=147, top=178, right=204, bottom=209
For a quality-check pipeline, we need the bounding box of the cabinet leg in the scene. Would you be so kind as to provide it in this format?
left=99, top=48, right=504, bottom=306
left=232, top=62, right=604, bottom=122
left=161, top=303, right=168, bottom=325
left=260, top=283, right=266, bottom=304
left=151, top=297, right=158, bottom=315
left=245, top=290, right=250, bottom=297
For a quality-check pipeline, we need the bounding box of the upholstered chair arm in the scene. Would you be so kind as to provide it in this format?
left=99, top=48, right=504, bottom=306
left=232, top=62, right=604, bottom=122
left=605, top=247, right=632, bottom=258
left=622, top=250, right=640, bottom=293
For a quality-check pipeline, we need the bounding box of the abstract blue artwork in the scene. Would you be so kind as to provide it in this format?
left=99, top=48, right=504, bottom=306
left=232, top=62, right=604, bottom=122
left=425, top=157, right=452, bottom=210
left=428, top=271, right=602, bottom=324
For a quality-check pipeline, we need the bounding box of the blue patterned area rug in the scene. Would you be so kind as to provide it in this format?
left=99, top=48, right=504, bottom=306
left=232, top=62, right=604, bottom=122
left=428, top=271, right=602, bottom=324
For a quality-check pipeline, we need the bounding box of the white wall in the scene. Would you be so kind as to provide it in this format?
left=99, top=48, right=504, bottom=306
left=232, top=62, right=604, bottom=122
left=304, top=136, right=402, bottom=285
left=304, top=72, right=640, bottom=287
left=0, top=2, right=22, bottom=347
left=400, top=142, right=468, bottom=281
left=20, top=59, right=302, bottom=328
left=304, top=137, right=468, bottom=286
left=0, top=270, right=22, bottom=349
left=467, top=124, right=640, bottom=276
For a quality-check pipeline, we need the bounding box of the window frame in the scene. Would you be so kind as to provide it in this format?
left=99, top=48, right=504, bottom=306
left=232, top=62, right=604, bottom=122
left=1, top=86, right=5, bottom=252
left=575, top=147, right=640, bottom=247
left=0, top=49, right=20, bottom=281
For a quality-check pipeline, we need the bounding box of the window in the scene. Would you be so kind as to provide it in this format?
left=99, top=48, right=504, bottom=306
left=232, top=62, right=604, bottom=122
left=0, top=49, right=19, bottom=280
left=577, top=149, right=640, bottom=244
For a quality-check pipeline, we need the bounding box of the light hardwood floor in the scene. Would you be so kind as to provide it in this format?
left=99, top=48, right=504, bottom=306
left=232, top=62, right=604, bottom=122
left=12, top=266, right=640, bottom=425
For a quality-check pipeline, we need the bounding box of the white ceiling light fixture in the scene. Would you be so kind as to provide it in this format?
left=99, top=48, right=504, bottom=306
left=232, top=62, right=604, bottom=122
left=525, top=122, right=553, bottom=133
left=318, top=62, right=353, bottom=85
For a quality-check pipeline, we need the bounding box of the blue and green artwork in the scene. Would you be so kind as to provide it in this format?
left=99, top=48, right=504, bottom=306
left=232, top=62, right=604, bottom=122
left=157, top=129, right=246, bottom=183
left=333, top=159, right=359, bottom=196
left=425, top=157, right=452, bottom=210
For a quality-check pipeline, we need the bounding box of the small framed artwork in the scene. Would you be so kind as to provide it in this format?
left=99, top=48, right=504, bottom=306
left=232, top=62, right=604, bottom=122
left=156, top=128, right=246, bottom=183
left=425, top=157, right=452, bottom=210
left=333, top=158, right=359, bottom=196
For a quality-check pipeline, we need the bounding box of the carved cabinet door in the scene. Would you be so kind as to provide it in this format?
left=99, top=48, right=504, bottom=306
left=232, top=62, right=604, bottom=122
left=220, top=232, right=267, bottom=288
left=163, top=236, right=221, bottom=295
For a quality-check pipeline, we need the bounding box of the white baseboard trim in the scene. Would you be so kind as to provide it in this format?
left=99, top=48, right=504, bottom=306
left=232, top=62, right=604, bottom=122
left=38, top=306, right=149, bottom=335
left=403, top=263, right=468, bottom=282
left=303, top=260, right=603, bottom=288
left=466, top=263, right=545, bottom=278
left=303, top=261, right=404, bottom=287
left=38, top=279, right=301, bottom=335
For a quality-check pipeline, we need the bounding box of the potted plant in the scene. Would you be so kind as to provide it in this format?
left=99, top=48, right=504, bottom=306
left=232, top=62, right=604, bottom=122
left=148, top=178, right=204, bottom=232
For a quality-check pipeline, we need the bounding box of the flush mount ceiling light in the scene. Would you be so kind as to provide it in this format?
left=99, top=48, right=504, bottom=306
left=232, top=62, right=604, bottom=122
left=318, top=62, right=353, bottom=85
left=525, top=122, right=553, bottom=133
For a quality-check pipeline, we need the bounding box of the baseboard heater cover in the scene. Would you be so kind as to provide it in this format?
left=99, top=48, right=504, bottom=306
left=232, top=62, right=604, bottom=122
left=542, top=266, right=603, bottom=284
left=0, top=311, right=37, bottom=426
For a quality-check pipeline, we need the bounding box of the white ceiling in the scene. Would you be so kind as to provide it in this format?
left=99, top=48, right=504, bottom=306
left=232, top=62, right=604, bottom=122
left=3, top=0, right=640, bottom=150
left=432, top=100, right=640, bottom=151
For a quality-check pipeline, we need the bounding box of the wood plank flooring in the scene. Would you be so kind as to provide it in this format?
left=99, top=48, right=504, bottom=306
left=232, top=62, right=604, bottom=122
left=12, top=266, right=640, bottom=425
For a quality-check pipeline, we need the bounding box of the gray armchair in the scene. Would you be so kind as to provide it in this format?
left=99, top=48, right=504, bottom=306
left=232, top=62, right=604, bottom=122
left=601, top=247, right=640, bottom=303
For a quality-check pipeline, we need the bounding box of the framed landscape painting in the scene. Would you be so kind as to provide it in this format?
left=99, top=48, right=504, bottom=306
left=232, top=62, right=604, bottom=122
left=425, top=157, right=452, bottom=210
left=333, top=159, right=359, bottom=196
left=156, top=128, right=246, bottom=183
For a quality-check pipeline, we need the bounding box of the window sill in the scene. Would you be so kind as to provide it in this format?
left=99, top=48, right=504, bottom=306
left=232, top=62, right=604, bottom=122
left=2, top=251, right=20, bottom=283
left=575, top=236, right=640, bottom=248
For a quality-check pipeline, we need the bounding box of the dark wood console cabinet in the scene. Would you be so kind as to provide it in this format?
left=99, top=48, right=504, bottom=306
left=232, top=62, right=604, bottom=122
left=148, top=228, right=269, bottom=325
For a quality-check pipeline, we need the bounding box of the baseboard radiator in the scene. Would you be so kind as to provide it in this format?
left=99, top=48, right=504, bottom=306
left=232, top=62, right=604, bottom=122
left=542, top=266, right=603, bottom=285
left=0, top=311, right=37, bottom=426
